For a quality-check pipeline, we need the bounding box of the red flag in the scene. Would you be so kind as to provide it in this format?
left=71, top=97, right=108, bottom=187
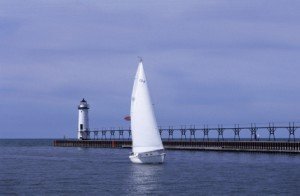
left=124, top=115, right=131, bottom=121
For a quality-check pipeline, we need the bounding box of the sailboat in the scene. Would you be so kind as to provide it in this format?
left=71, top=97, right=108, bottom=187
left=129, top=59, right=166, bottom=164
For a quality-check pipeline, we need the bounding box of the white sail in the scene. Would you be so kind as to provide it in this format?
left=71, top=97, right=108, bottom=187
left=130, top=61, right=164, bottom=154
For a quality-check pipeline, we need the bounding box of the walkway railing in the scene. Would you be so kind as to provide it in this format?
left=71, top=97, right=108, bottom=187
left=80, top=122, right=299, bottom=142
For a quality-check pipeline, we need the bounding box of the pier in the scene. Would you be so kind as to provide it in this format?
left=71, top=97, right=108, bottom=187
left=54, top=123, right=300, bottom=153
left=53, top=140, right=300, bottom=153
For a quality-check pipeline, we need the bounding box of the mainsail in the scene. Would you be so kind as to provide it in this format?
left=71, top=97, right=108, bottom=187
left=130, top=61, right=164, bottom=153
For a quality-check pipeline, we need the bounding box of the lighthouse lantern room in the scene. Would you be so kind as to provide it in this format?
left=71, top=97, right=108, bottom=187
left=78, top=98, right=90, bottom=140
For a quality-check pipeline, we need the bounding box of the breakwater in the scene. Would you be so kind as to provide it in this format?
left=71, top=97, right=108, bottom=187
left=53, top=139, right=300, bottom=153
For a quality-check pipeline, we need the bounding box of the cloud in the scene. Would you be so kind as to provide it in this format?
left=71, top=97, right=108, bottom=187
left=1, top=0, right=300, bottom=138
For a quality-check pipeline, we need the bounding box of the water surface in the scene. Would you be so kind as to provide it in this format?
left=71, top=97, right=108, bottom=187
left=0, top=139, right=299, bottom=195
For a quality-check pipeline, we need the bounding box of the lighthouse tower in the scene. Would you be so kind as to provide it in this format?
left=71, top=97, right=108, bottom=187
left=78, top=98, right=90, bottom=140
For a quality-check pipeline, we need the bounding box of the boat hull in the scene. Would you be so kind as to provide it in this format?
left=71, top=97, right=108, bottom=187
left=129, top=150, right=165, bottom=164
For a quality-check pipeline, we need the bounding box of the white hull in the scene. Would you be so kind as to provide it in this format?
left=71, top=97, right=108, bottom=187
left=129, top=150, right=166, bottom=164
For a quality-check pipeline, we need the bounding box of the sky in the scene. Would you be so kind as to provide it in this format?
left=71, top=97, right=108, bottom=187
left=1, top=0, right=300, bottom=138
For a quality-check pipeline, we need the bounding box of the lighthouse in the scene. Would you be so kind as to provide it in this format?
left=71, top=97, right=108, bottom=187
left=78, top=98, right=90, bottom=140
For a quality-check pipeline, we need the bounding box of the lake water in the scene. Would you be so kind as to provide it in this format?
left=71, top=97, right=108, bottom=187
left=0, top=139, right=299, bottom=195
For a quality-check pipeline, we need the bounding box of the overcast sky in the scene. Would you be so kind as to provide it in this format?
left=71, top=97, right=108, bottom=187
left=1, top=0, right=300, bottom=138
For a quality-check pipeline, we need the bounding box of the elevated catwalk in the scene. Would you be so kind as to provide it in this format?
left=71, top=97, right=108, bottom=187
left=56, top=123, right=299, bottom=153
left=83, top=123, right=299, bottom=142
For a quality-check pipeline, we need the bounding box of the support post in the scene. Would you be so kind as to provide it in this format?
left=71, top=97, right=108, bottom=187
left=118, top=127, right=124, bottom=140
left=168, top=126, right=174, bottom=140
left=203, top=125, right=209, bottom=141
left=234, top=124, right=241, bottom=141
left=159, top=126, right=163, bottom=138
left=102, top=128, right=107, bottom=140
left=190, top=125, right=196, bottom=141
left=268, top=123, right=276, bottom=141
left=94, top=131, right=98, bottom=140
left=288, top=122, right=296, bottom=142
left=217, top=124, right=224, bottom=141
left=110, top=128, right=115, bottom=140
left=250, top=123, right=258, bottom=141
left=128, top=127, right=131, bottom=140
left=180, top=125, right=186, bottom=140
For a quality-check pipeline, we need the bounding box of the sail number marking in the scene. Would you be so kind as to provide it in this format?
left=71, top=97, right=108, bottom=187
left=139, top=79, right=146, bottom=83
